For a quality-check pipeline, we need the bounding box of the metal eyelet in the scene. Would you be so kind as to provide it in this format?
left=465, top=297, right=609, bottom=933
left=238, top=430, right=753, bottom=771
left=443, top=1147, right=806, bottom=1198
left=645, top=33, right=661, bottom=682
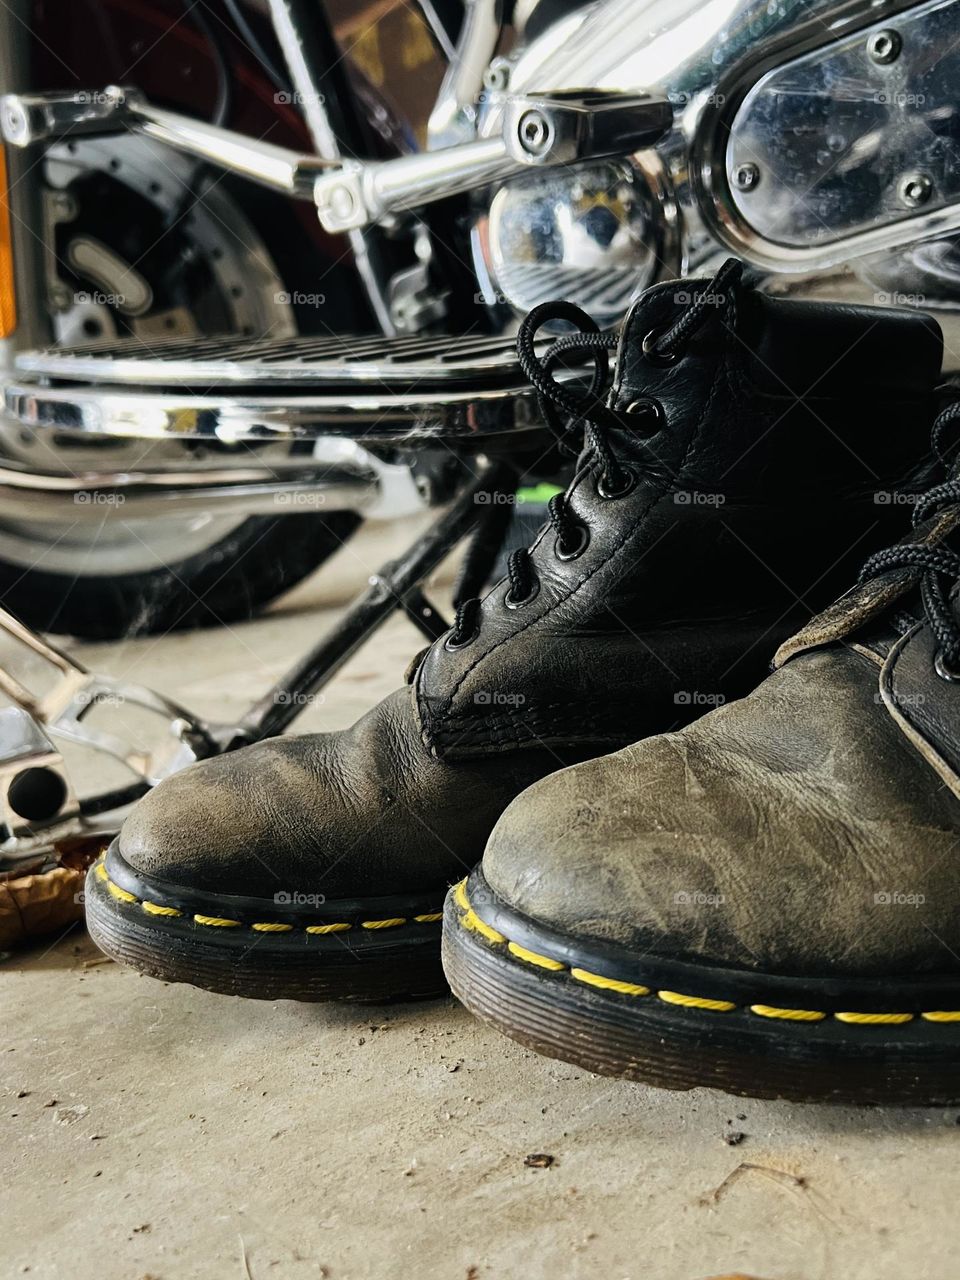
left=597, top=465, right=637, bottom=500
left=642, top=328, right=679, bottom=366
left=935, top=650, right=960, bottom=682
left=444, top=627, right=479, bottom=652
left=554, top=524, right=590, bottom=562
left=504, top=577, right=541, bottom=610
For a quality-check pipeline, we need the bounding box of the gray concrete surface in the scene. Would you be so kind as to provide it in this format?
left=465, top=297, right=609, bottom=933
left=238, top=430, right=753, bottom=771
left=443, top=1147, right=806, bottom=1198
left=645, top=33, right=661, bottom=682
left=3, top=522, right=960, bottom=1280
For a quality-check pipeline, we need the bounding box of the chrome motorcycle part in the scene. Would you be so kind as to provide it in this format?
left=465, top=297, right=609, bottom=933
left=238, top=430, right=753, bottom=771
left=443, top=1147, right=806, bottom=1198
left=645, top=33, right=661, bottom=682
left=265, top=0, right=397, bottom=334
left=428, top=0, right=503, bottom=149
left=0, top=455, right=381, bottom=526
left=6, top=330, right=568, bottom=446
left=475, top=153, right=680, bottom=323
left=0, top=87, right=333, bottom=198
left=0, top=607, right=212, bottom=779
left=314, top=90, right=671, bottom=232
left=486, top=0, right=960, bottom=300
left=15, top=328, right=545, bottom=386
left=0, top=133, right=297, bottom=580
left=715, top=0, right=960, bottom=266
left=0, top=709, right=78, bottom=864
left=0, top=605, right=212, bottom=859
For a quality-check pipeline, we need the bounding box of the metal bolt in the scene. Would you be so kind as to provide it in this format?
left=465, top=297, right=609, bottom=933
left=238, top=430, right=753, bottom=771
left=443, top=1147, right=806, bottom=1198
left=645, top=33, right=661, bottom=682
left=2, top=102, right=26, bottom=144
left=483, top=59, right=510, bottom=92
left=517, top=109, right=552, bottom=157
left=50, top=191, right=76, bottom=219
left=868, top=29, right=901, bottom=64
left=898, top=172, right=932, bottom=208
left=732, top=162, right=760, bottom=192
left=328, top=185, right=356, bottom=222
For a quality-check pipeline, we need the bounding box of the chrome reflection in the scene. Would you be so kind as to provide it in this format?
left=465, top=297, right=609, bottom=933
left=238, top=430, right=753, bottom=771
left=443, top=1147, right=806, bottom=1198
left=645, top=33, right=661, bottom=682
left=477, top=159, right=669, bottom=324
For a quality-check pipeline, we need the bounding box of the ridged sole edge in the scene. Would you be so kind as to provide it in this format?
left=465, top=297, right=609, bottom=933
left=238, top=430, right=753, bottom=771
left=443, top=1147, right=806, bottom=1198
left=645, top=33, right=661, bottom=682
left=441, top=891, right=960, bottom=1105
left=85, top=865, right=447, bottom=1003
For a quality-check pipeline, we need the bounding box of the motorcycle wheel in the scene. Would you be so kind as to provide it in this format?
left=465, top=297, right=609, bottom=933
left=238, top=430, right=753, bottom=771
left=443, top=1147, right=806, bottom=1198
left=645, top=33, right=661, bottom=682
left=0, top=511, right=361, bottom=640
left=0, top=136, right=369, bottom=639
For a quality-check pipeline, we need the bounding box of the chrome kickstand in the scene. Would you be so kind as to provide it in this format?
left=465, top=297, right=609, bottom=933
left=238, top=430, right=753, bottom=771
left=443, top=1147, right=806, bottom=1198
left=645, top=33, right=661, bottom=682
left=0, top=608, right=215, bottom=867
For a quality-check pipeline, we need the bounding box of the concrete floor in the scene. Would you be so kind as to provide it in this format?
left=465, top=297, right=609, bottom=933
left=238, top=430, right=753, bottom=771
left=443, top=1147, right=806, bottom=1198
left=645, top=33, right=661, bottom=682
left=3, top=522, right=960, bottom=1280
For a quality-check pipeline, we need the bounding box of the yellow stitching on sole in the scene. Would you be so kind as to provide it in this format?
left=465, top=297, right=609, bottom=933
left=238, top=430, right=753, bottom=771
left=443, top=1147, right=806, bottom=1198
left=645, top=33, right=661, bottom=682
left=571, top=968, right=649, bottom=996
left=193, top=914, right=242, bottom=928
left=508, top=941, right=565, bottom=971
left=750, top=1004, right=826, bottom=1022
left=305, top=922, right=351, bottom=934
left=95, top=861, right=109, bottom=882
left=362, top=918, right=407, bottom=929
left=252, top=922, right=294, bottom=933
left=463, top=909, right=506, bottom=944
left=453, top=879, right=470, bottom=912
left=658, top=990, right=735, bottom=1012
left=142, top=901, right=182, bottom=918
left=414, top=912, right=443, bottom=923
left=456, top=881, right=507, bottom=944
left=106, top=881, right=137, bottom=904
left=835, top=1011, right=914, bottom=1025
left=460, top=878, right=954, bottom=1027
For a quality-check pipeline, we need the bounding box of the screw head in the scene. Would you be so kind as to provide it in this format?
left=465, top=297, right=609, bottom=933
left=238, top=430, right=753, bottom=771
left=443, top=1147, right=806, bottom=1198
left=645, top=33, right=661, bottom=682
left=732, top=162, right=760, bottom=192
left=868, top=29, right=901, bottom=64
left=517, top=109, right=552, bottom=157
left=898, top=172, right=932, bottom=208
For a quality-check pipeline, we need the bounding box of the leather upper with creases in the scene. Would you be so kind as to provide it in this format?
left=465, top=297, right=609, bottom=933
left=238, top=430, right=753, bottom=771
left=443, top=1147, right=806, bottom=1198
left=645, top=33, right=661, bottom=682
left=117, top=274, right=945, bottom=903
left=416, top=280, right=944, bottom=758
left=481, top=642, right=960, bottom=978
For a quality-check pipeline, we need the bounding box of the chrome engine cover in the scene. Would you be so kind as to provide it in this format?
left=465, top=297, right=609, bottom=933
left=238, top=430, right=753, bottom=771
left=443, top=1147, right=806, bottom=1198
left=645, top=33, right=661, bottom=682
left=475, top=0, right=960, bottom=310
left=714, top=0, right=960, bottom=267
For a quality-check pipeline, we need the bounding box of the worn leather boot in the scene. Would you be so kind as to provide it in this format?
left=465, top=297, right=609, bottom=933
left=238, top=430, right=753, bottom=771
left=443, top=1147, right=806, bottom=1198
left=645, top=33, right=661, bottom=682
left=86, top=260, right=943, bottom=1002
left=443, top=406, right=960, bottom=1104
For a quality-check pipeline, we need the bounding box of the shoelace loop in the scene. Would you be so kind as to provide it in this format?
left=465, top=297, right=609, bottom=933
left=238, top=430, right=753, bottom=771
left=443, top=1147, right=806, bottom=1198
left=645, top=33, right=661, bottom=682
left=858, top=401, right=960, bottom=671
left=446, top=259, right=743, bottom=649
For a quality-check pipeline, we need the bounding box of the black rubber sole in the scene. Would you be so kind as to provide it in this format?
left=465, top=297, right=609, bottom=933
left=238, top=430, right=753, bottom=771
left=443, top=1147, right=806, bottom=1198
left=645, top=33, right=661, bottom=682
left=442, top=873, right=960, bottom=1105
left=85, top=845, right=447, bottom=1003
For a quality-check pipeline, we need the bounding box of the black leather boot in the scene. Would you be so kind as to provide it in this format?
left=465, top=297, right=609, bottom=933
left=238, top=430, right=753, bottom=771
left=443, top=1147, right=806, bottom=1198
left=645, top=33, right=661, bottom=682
left=442, top=405, right=960, bottom=1105
left=86, top=261, right=943, bottom=1002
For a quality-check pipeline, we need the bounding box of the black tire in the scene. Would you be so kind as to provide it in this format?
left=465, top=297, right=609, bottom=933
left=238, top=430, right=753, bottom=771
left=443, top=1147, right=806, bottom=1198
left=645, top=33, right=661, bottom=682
left=0, top=510, right=361, bottom=640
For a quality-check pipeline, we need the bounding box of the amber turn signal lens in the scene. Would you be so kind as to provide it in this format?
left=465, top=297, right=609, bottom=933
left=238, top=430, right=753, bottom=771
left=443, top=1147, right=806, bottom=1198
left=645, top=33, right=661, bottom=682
left=0, top=146, right=17, bottom=338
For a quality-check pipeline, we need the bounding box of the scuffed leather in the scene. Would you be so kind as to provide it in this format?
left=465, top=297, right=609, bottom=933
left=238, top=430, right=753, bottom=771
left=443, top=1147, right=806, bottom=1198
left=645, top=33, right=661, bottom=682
left=120, top=688, right=562, bottom=899
left=118, top=272, right=945, bottom=907
left=884, top=607, right=960, bottom=791
left=483, top=647, right=960, bottom=977
left=417, top=277, right=944, bottom=757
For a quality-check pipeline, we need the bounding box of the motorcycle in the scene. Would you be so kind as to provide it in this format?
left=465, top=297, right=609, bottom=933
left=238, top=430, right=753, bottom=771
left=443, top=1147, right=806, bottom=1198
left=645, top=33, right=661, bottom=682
left=1, top=0, right=960, bottom=897
left=2, top=0, right=958, bottom=640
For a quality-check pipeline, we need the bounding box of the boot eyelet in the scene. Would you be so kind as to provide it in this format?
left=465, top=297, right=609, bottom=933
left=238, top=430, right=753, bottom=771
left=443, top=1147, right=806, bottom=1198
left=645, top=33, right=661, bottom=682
left=444, top=627, right=479, bottom=652
left=935, top=650, right=960, bottom=682
left=597, top=465, right=637, bottom=500
left=504, top=577, right=541, bottom=610
left=555, top=525, right=589, bottom=562
left=642, top=328, right=679, bottom=367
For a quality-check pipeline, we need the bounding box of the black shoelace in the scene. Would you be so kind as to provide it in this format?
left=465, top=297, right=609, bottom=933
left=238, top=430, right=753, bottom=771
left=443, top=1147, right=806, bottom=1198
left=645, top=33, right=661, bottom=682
left=857, top=401, right=960, bottom=672
left=445, top=258, right=745, bottom=650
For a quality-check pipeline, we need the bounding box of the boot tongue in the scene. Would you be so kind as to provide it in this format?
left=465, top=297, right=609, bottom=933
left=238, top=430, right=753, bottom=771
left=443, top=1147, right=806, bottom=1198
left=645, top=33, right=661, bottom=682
left=774, top=504, right=960, bottom=668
